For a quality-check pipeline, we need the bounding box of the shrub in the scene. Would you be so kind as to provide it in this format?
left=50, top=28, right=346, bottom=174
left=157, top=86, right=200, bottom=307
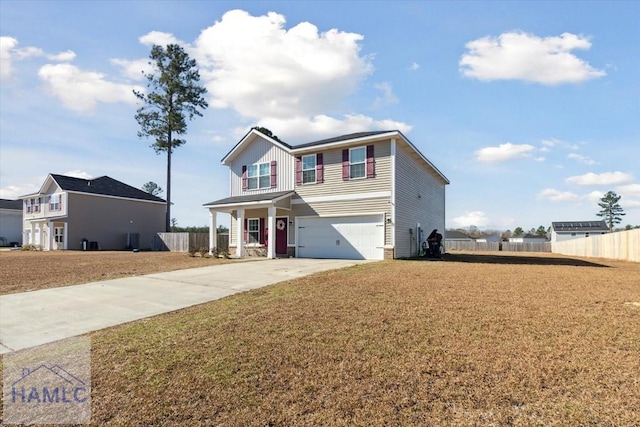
left=198, top=246, right=209, bottom=257
left=21, top=244, right=41, bottom=251
left=187, top=247, right=197, bottom=257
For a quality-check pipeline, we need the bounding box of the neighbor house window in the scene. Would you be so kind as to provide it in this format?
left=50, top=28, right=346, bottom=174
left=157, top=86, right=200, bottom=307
left=349, top=147, right=366, bottom=179
left=247, top=218, right=259, bottom=244
left=302, top=155, right=316, bottom=184
left=49, top=194, right=61, bottom=211
left=247, top=163, right=270, bottom=190
left=25, top=199, right=32, bottom=213
left=33, top=197, right=41, bottom=213
left=54, top=227, right=64, bottom=244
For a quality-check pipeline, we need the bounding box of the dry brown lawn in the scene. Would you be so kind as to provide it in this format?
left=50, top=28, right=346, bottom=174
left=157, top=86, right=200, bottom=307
left=0, top=250, right=229, bottom=295
left=2, top=252, right=639, bottom=425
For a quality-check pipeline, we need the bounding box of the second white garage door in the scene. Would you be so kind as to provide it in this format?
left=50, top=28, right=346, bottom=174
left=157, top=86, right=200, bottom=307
left=297, top=215, right=385, bottom=260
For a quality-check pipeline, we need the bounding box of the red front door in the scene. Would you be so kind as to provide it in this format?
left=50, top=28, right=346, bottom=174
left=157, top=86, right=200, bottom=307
left=275, top=217, right=288, bottom=255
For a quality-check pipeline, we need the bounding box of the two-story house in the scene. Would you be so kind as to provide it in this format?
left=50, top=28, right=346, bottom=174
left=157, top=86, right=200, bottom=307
left=203, top=129, right=449, bottom=260
left=20, top=174, right=166, bottom=250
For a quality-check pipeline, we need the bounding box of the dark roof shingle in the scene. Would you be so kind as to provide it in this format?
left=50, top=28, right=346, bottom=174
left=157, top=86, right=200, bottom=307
left=551, top=221, right=609, bottom=232
left=50, top=174, right=165, bottom=203
left=0, top=199, right=23, bottom=210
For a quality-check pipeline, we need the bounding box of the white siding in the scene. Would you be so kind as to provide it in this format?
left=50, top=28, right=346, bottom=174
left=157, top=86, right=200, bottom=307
left=393, top=140, right=446, bottom=258
left=229, top=136, right=294, bottom=195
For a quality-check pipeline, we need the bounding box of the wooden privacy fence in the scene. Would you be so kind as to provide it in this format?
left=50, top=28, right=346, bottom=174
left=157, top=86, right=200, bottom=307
left=152, top=232, right=229, bottom=252
left=552, top=228, right=639, bottom=263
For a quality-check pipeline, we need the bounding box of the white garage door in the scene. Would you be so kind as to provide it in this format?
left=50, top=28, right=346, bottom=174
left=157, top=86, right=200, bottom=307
left=297, top=215, right=384, bottom=260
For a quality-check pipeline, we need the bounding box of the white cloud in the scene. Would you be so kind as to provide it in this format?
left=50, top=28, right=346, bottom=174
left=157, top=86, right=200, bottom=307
left=0, top=183, right=38, bottom=199
left=616, top=183, right=640, bottom=198
left=139, top=31, right=182, bottom=47
left=475, top=142, right=536, bottom=163
left=38, top=63, right=143, bottom=112
left=258, top=113, right=411, bottom=143
left=567, top=153, right=596, bottom=165
left=1, top=36, right=77, bottom=81
left=537, top=188, right=580, bottom=202
left=0, top=37, right=43, bottom=80
left=459, top=31, right=606, bottom=85
left=409, top=62, right=420, bottom=71
left=373, top=82, right=398, bottom=107
left=566, top=171, right=634, bottom=186
left=585, top=190, right=604, bottom=203
left=63, top=170, right=93, bottom=179
left=47, top=50, right=76, bottom=62
left=191, top=10, right=374, bottom=120
left=451, top=211, right=489, bottom=227
left=111, top=58, right=152, bottom=80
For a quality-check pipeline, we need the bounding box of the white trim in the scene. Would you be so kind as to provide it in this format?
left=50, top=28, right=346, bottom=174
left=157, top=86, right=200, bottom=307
left=390, top=138, right=396, bottom=249
left=291, top=191, right=391, bottom=205
left=291, top=131, right=399, bottom=154
left=295, top=212, right=386, bottom=220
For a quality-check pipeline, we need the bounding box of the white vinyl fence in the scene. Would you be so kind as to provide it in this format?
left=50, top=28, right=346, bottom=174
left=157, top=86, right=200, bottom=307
left=552, top=228, right=639, bottom=263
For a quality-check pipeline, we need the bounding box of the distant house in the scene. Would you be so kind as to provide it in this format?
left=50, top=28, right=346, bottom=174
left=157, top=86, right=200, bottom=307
left=203, top=129, right=449, bottom=260
left=0, top=199, right=23, bottom=246
left=445, top=230, right=475, bottom=242
left=509, top=233, right=547, bottom=243
left=475, top=234, right=501, bottom=243
left=20, top=174, right=166, bottom=250
left=550, top=221, right=609, bottom=242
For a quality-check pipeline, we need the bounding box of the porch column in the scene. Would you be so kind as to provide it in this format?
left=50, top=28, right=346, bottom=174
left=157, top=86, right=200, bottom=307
left=63, top=222, right=68, bottom=250
left=267, top=205, right=276, bottom=259
left=209, top=210, right=217, bottom=256
left=236, top=208, right=245, bottom=258
left=47, top=221, right=53, bottom=251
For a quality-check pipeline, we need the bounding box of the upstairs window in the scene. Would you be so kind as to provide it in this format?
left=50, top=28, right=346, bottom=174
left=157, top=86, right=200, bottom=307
left=342, top=145, right=374, bottom=181
left=25, top=199, right=32, bottom=213
left=33, top=197, right=41, bottom=213
left=296, top=154, right=323, bottom=185
left=243, top=161, right=277, bottom=190
left=50, top=194, right=61, bottom=211
left=302, top=155, right=316, bottom=184
left=349, top=147, right=366, bottom=179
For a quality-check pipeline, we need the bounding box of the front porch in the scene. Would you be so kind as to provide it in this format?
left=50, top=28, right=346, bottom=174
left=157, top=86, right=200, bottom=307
left=24, top=219, right=68, bottom=250
left=203, top=191, right=295, bottom=259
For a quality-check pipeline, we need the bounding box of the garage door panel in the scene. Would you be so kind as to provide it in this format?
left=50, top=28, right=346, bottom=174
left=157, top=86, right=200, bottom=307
left=297, top=216, right=384, bottom=260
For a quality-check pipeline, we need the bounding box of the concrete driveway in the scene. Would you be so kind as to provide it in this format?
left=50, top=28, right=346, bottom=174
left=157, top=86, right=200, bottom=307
left=0, top=258, right=371, bottom=354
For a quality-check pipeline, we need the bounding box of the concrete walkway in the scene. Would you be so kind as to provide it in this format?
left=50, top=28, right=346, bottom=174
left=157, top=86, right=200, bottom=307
left=0, top=258, right=370, bottom=354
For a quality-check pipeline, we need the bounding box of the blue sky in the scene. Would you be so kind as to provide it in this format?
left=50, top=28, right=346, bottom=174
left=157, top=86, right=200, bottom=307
left=1, top=1, right=638, bottom=230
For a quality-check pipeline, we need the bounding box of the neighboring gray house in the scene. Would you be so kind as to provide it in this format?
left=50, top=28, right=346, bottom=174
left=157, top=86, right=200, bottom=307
left=550, top=221, right=609, bottom=242
left=509, top=233, right=547, bottom=243
left=20, top=174, right=166, bottom=250
left=0, top=199, right=23, bottom=246
left=204, top=129, right=449, bottom=260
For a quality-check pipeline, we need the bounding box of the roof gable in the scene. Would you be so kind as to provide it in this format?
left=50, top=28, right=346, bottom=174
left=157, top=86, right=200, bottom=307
left=221, top=128, right=292, bottom=165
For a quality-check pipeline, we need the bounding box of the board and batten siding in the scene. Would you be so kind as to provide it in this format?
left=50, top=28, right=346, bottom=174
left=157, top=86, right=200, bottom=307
left=393, top=140, right=446, bottom=258
left=292, top=140, right=393, bottom=246
left=228, top=136, right=295, bottom=195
